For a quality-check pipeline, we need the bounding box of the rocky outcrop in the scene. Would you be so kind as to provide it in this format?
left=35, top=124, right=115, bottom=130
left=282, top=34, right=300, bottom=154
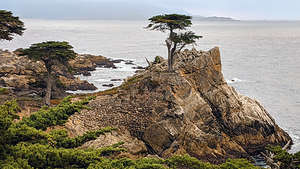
left=69, top=54, right=116, bottom=76
left=0, top=50, right=110, bottom=98
left=65, top=47, right=291, bottom=163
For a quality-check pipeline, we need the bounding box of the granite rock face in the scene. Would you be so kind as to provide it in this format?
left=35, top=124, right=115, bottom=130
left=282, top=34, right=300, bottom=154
left=65, top=47, right=291, bottom=163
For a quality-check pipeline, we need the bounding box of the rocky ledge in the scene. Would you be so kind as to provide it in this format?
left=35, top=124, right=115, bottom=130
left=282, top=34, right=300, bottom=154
left=65, top=47, right=291, bottom=163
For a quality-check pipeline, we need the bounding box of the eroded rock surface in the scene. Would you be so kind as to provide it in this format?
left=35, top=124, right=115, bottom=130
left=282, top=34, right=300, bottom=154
left=65, top=47, right=291, bottom=163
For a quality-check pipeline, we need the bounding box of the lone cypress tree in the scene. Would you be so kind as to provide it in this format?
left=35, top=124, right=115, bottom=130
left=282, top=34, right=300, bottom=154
left=20, top=41, right=77, bottom=106
left=146, top=14, right=202, bottom=71
left=0, top=10, right=25, bottom=41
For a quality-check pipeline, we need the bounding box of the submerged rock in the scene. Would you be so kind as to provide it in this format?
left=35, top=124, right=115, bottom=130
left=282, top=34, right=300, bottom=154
left=111, top=79, right=122, bottom=82
left=65, top=47, right=291, bottom=163
left=132, top=66, right=145, bottom=70
left=102, top=84, right=114, bottom=87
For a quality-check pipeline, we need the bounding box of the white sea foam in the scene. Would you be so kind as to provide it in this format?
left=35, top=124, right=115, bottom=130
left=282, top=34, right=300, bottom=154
left=226, top=77, right=244, bottom=84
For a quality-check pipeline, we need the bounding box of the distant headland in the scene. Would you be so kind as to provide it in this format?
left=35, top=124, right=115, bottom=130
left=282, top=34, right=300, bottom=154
left=192, top=15, right=238, bottom=21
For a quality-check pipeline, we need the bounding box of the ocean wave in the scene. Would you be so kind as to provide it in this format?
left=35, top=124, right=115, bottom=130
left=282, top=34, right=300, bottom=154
left=226, top=77, right=244, bottom=84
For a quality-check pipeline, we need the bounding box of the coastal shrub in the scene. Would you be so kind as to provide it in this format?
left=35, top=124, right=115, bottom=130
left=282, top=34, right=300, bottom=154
left=49, top=127, right=116, bottom=148
left=0, top=100, right=20, bottom=131
left=266, top=145, right=300, bottom=169
left=219, top=159, right=261, bottom=169
left=154, top=56, right=161, bottom=64
left=20, top=96, right=93, bottom=130
left=88, top=155, right=262, bottom=169
left=1, top=156, right=33, bottom=169
left=135, top=158, right=166, bottom=169
left=166, top=155, right=215, bottom=169
left=0, top=98, right=268, bottom=169
left=0, top=98, right=126, bottom=169
left=99, top=145, right=126, bottom=156
left=12, top=143, right=100, bottom=168
left=0, top=100, right=21, bottom=159
left=87, top=158, right=135, bottom=169
left=10, top=142, right=126, bottom=169
left=6, top=123, right=48, bottom=145
left=89, top=158, right=167, bottom=169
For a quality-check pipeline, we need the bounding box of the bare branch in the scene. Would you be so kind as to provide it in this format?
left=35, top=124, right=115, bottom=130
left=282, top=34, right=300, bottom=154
left=261, top=152, right=280, bottom=169
left=145, top=57, right=152, bottom=67
left=178, top=44, right=186, bottom=53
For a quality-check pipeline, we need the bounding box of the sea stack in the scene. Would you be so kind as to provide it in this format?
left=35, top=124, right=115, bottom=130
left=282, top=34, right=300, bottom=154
left=65, top=47, right=291, bottom=163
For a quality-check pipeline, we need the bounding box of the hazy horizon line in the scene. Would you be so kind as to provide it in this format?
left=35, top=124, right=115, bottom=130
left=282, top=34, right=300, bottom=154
left=19, top=17, right=300, bottom=22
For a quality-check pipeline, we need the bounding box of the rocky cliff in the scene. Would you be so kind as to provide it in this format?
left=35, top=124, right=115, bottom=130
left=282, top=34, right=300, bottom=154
left=65, top=47, right=291, bottom=163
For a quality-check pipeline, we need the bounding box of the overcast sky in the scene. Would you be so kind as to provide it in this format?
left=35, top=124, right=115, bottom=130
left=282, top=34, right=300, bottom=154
left=1, top=0, right=300, bottom=20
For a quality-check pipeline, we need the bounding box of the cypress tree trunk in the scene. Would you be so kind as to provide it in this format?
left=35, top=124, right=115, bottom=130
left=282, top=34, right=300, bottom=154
left=170, top=43, right=177, bottom=72
left=167, top=29, right=175, bottom=72
left=166, top=39, right=172, bottom=72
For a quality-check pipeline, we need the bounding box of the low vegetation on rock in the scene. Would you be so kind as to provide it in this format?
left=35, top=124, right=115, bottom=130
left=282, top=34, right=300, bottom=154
left=263, top=145, right=300, bottom=169
left=0, top=98, right=266, bottom=169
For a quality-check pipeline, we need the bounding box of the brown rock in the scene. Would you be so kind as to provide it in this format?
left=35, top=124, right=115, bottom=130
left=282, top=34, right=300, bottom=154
left=80, top=129, right=147, bottom=155
left=65, top=47, right=291, bottom=163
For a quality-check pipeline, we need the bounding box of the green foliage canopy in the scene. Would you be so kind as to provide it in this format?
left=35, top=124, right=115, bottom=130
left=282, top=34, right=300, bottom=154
left=20, top=41, right=76, bottom=69
left=146, top=14, right=202, bottom=71
left=266, top=145, right=300, bottom=169
left=146, top=14, right=192, bottom=32
left=0, top=10, right=25, bottom=41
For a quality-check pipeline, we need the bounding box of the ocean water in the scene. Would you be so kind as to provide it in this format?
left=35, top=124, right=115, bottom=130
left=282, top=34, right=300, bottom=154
left=1, top=19, right=300, bottom=153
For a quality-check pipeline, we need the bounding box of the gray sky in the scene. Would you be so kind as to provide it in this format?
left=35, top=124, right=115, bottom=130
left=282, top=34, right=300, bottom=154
left=1, top=0, right=300, bottom=20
